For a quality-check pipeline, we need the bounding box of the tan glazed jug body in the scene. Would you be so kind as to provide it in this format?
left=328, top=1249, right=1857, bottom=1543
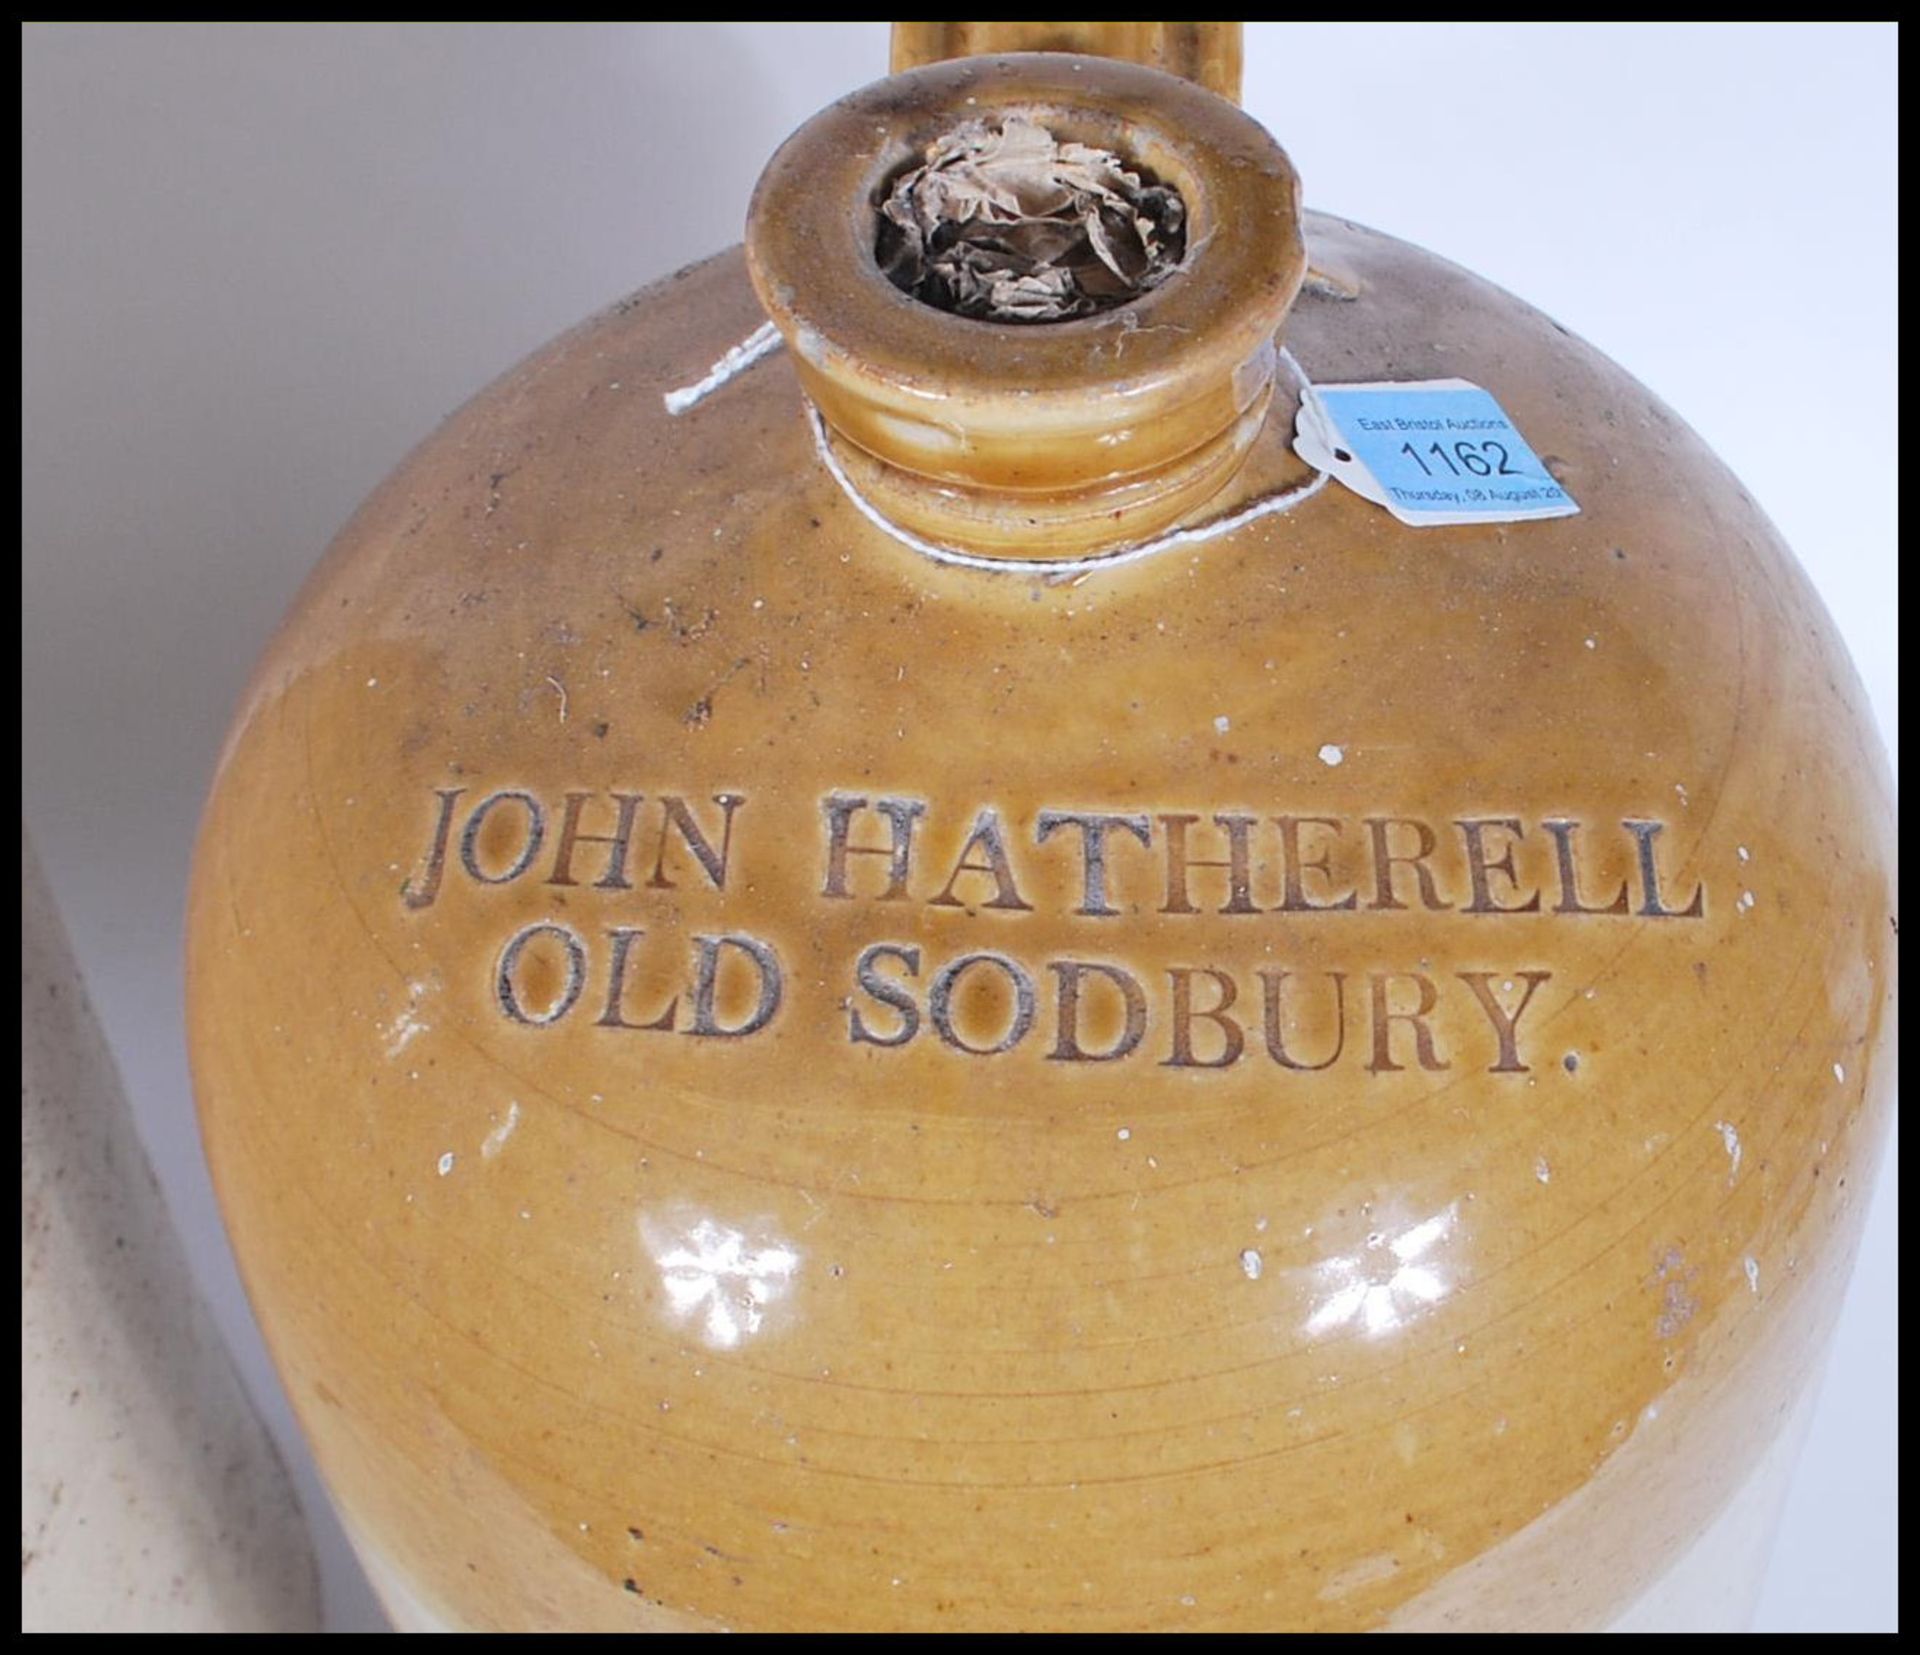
left=186, top=35, right=1895, bottom=1634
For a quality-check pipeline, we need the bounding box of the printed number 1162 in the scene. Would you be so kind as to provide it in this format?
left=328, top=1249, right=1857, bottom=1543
left=1400, top=440, right=1521, bottom=478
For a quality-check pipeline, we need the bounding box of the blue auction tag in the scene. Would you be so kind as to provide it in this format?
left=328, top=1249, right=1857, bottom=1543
left=1296, top=378, right=1579, bottom=526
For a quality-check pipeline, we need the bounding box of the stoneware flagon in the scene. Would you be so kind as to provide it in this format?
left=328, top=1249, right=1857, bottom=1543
left=186, top=29, right=1896, bottom=1633
left=25, top=834, right=320, bottom=1633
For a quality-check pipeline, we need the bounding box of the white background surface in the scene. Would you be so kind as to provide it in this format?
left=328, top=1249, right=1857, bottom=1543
left=22, top=23, right=1896, bottom=1634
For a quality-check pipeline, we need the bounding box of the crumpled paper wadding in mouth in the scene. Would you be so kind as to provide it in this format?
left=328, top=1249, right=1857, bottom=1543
left=875, top=116, right=1188, bottom=323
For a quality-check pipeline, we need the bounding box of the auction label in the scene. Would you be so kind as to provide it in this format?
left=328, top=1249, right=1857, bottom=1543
left=1295, top=378, right=1580, bottom=527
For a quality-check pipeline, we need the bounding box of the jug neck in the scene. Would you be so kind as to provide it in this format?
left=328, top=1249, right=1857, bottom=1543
left=744, top=54, right=1304, bottom=564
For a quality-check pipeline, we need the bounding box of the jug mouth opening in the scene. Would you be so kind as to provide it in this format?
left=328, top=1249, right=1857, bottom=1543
left=745, top=54, right=1307, bottom=562
left=869, top=111, right=1192, bottom=327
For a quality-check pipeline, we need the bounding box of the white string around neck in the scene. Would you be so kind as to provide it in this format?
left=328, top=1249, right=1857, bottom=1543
left=663, top=322, right=1331, bottom=576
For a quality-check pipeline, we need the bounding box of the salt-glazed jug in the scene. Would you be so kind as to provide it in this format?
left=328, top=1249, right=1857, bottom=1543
left=186, top=23, right=1895, bottom=1633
